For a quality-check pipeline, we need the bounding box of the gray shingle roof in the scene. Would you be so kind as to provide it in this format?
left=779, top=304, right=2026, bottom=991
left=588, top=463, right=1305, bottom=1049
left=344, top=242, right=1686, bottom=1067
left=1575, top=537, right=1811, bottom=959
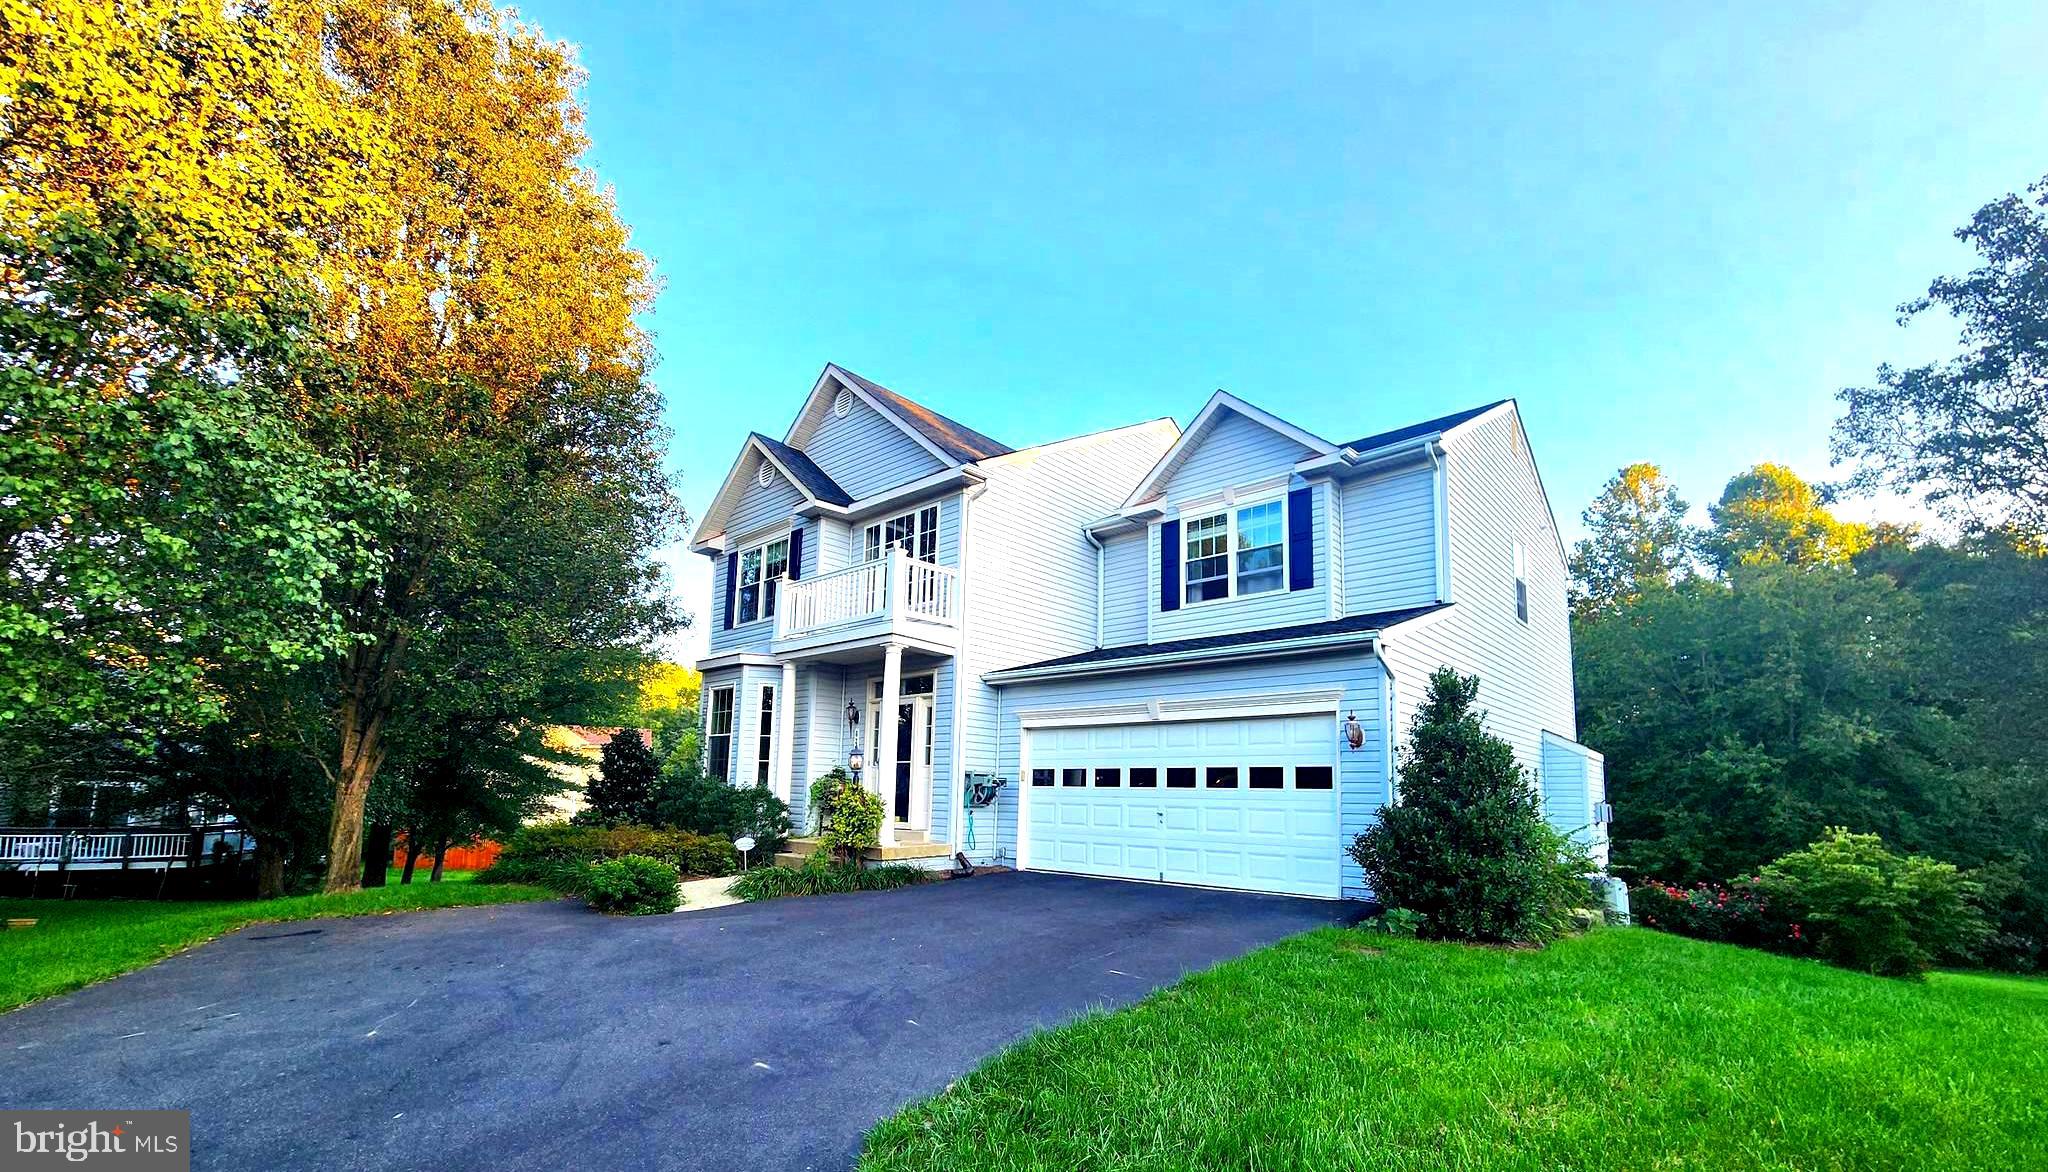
left=833, top=367, right=1014, bottom=463
left=1342, top=401, right=1508, bottom=453
left=751, top=433, right=852, bottom=506
left=990, top=604, right=1450, bottom=677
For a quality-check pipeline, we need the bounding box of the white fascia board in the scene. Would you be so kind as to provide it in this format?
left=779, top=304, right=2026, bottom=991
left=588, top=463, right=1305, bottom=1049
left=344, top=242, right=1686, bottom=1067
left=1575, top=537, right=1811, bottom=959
left=794, top=465, right=985, bottom=522
left=696, top=651, right=784, bottom=671
left=1121, top=391, right=1339, bottom=509
left=985, top=629, right=1378, bottom=685
left=1294, top=434, right=1441, bottom=480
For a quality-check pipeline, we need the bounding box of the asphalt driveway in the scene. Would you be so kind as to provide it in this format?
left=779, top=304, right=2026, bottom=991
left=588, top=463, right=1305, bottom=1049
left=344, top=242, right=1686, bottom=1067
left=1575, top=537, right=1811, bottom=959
left=2, top=872, right=1348, bottom=1171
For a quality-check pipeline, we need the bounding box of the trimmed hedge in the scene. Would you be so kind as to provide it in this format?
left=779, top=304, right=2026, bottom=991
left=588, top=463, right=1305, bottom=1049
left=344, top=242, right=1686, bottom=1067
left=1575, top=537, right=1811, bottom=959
left=478, top=823, right=737, bottom=893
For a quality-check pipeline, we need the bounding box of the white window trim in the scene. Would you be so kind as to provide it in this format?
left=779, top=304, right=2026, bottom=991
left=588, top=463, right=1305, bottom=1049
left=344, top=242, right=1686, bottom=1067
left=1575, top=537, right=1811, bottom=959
left=705, top=685, right=736, bottom=783
left=862, top=505, right=940, bottom=565
left=734, top=530, right=792, bottom=627
left=1177, top=491, right=1289, bottom=609
left=1513, top=540, right=1529, bottom=624
left=753, top=683, right=778, bottom=789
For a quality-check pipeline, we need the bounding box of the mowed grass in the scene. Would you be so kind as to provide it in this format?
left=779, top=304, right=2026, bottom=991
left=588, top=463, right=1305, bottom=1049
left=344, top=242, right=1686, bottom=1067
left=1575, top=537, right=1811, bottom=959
left=862, top=928, right=2048, bottom=1171
left=0, top=874, right=555, bottom=1013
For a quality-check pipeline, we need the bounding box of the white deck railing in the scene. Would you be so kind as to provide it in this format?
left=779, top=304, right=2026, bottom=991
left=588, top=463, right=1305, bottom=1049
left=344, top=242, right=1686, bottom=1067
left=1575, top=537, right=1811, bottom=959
left=776, top=549, right=961, bottom=641
left=0, top=827, right=243, bottom=871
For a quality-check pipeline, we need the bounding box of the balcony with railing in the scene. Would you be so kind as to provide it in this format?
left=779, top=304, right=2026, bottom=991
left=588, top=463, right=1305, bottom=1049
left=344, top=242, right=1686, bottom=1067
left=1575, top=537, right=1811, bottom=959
left=773, top=548, right=962, bottom=656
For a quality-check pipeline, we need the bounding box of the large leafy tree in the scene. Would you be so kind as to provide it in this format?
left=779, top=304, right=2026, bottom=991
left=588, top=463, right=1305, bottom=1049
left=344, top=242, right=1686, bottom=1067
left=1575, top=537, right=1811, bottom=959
left=1569, top=462, right=1693, bottom=616
left=1836, top=174, right=2048, bottom=537
left=0, top=214, right=390, bottom=731
left=1705, top=463, right=1871, bottom=571
left=300, top=0, right=669, bottom=890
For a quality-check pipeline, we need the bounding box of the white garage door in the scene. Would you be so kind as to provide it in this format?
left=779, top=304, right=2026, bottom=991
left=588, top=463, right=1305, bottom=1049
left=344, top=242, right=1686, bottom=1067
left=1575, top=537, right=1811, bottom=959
left=1022, top=713, right=1340, bottom=898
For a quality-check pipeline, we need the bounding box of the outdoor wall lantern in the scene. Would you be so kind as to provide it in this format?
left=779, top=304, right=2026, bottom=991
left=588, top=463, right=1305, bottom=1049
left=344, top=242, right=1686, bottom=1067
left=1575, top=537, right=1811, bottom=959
left=847, top=747, right=865, bottom=783
left=1342, top=711, right=1365, bottom=750
left=844, top=701, right=860, bottom=731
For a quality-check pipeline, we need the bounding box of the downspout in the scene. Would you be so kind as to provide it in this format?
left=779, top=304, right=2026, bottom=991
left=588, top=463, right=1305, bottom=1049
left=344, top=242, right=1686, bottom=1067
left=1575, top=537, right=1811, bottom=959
left=1426, top=443, right=1448, bottom=603
left=952, top=480, right=990, bottom=859
left=1085, top=530, right=1105, bottom=648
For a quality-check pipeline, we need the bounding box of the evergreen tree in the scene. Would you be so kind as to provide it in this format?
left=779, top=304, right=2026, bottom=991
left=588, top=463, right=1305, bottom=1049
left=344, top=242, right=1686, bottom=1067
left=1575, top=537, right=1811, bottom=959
left=584, top=731, right=658, bottom=825
left=1350, top=669, right=1587, bottom=944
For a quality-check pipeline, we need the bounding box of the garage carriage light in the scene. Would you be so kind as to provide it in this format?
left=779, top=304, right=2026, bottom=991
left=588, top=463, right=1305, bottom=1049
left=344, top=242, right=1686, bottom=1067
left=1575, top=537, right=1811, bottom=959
left=1343, top=712, right=1365, bottom=750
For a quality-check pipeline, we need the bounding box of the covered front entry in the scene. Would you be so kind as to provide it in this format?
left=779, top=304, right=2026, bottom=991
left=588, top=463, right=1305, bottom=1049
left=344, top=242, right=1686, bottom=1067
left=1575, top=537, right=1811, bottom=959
left=1022, top=713, right=1341, bottom=898
left=867, top=673, right=934, bottom=832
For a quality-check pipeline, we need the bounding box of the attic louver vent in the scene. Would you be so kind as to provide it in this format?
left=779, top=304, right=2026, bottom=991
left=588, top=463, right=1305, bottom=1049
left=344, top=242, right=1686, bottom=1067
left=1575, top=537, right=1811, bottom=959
left=833, top=388, right=853, bottom=417
left=757, top=462, right=772, bottom=487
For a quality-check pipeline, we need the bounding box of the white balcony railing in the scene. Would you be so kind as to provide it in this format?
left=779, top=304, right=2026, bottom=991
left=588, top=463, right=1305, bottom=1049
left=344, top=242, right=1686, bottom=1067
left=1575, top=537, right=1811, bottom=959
left=775, top=549, right=961, bottom=643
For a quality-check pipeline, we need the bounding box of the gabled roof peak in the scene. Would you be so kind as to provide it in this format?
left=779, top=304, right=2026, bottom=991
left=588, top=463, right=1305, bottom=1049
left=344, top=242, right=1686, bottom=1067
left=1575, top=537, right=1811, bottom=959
left=823, top=364, right=1014, bottom=463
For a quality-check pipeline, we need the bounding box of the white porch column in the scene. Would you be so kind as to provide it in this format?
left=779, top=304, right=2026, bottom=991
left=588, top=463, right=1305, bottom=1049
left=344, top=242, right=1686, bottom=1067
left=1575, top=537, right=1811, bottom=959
left=875, top=640, right=902, bottom=846
left=777, top=661, right=797, bottom=802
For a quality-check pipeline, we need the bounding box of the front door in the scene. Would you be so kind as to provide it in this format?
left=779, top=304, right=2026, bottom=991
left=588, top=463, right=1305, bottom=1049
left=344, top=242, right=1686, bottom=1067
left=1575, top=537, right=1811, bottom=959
left=868, top=683, right=933, bottom=830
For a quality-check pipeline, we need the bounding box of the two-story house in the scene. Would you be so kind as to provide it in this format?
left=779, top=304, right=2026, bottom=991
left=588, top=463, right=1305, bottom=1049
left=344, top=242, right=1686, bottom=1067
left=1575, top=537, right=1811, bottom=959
left=690, top=364, right=1606, bottom=901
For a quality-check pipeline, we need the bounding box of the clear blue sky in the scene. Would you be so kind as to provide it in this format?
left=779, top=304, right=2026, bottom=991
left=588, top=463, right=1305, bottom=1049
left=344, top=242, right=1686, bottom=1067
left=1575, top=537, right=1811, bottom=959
left=510, top=1, right=2046, bottom=665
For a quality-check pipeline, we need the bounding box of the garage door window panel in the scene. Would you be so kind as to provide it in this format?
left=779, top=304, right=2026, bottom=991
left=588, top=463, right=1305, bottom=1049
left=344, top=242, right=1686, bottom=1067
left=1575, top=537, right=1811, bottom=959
left=1167, top=767, right=1196, bottom=789
left=1094, top=768, right=1121, bottom=788
left=1129, top=767, right=1158, bottom=788
left=1206, top=766, right=1239, bottom=789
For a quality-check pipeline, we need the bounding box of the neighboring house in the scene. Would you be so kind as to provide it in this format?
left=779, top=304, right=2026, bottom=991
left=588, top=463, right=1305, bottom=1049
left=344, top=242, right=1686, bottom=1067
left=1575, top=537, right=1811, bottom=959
left=535, top=725, right=653, bottom=823
left=690, top=364, right=1605, bottom=900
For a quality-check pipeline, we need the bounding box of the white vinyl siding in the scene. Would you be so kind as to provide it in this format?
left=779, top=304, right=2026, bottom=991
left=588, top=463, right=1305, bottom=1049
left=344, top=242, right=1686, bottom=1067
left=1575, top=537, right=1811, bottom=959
left=1341, top=461, right=1440, bottom=614
left=1542, top=731, right=1609, bottom=869
left=796, top=392, right=945, bottom=500
left=1100, top=530, right=1149, bottom=646
left=1147, top=409, right=1316, bottom=503
left=954, top=422, right=1183, bottom=858
left=1376, top=408, right=1575, bottom=780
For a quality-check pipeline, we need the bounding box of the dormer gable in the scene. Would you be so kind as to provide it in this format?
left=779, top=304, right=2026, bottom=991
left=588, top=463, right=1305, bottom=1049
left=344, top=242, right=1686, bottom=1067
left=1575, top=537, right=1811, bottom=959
left=783, top=364, right=1011, bottom=500
left=689, top=434, right=846, bottom=552
left=1123, top=391, right=1338, bottom=509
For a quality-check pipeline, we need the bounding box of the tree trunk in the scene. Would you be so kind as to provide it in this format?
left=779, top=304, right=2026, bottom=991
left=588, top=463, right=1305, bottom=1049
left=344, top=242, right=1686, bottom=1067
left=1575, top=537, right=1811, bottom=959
left=322, top=687, right=388, bottom=893
left=400, top=836, right=421, bottom=885
left=254, top=842, right=288, bottom=900
left=429, top=834, right=448, bottom=882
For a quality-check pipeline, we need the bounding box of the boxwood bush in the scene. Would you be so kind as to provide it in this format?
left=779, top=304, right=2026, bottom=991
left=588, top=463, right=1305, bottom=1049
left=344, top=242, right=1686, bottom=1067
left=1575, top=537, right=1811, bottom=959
left=583, top=855, right=681, bottom=915
left=729, top=856, right=932, bottom=902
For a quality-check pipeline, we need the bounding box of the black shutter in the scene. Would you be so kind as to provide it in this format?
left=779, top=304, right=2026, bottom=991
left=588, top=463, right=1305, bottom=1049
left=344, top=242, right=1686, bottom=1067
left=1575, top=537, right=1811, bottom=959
left=723, top=551, right=738, bottom=630
left=1287, top=487, right=1315, bottom=591
left=787, top=526, right=805, bottom=581
left=1160, top=519, right=1181, bottom=612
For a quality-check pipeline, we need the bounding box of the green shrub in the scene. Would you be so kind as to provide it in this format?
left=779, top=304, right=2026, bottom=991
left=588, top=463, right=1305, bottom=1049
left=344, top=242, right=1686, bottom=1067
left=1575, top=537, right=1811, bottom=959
left=729, top=857, right=931, bottom=902
left=1753, top=827, right=1989, bottom=978
left=583, top=855, right=681, bottom=915
left=1348, top=668, right=1593, bottom=945
left=477, top=822, right=739, bottom=892
left=808, top=769, right=883, bottom=861
left=651, top=772, right=791, bottom=852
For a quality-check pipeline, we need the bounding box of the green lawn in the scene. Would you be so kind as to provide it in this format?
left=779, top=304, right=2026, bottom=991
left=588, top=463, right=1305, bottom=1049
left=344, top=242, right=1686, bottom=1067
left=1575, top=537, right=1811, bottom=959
left=0, top=874, right=555, bottom=1013
left=862, top=928, right=2048, bottom=1171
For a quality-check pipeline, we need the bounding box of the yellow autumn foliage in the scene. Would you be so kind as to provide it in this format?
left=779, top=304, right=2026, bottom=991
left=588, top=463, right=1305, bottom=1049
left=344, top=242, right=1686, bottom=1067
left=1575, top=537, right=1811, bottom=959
left=1, top=0, right=652, bottom=402
left=0, top=0, right=392, bottom=311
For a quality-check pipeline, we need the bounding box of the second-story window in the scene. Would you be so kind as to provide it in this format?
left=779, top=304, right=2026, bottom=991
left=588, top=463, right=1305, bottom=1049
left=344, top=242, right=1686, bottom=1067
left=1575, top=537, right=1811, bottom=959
left=737, top=534, right=790, bottom=625
left=1184, top=498, right=1287, bottom=605
left=1184, top=512, right=1230, bottom=603
left=863, top=505, right=939, bottom=563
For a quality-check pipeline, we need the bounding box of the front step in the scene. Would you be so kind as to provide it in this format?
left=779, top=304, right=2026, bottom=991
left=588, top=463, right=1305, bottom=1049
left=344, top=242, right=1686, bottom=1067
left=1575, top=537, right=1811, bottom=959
left=775, top=833, right=953, bottom=868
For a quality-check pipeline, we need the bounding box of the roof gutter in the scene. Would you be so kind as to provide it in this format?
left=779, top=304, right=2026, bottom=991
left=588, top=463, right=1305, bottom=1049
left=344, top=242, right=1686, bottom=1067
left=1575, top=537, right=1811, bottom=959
left=1294, top=433, right=1441, bottom=480
left=986, top=629, right=1382, bottom=685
